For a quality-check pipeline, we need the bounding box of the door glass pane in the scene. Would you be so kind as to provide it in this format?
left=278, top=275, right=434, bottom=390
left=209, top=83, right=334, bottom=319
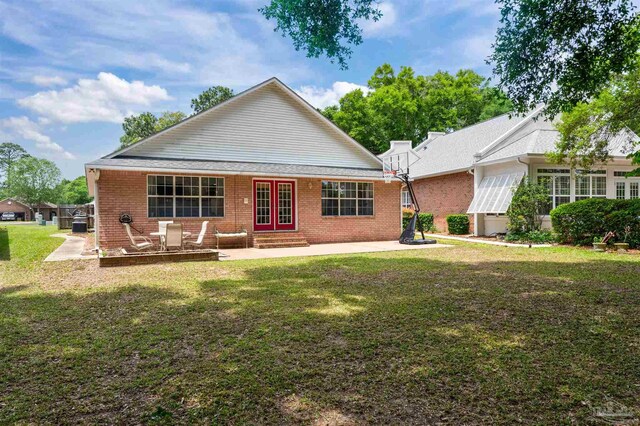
left=256, top=182, right=271, bottom=224
left=616, top=182, right=626, bottom=199
left=278, top=183, right=292, bottom=224
left=631, top=182, right=639, bottom=199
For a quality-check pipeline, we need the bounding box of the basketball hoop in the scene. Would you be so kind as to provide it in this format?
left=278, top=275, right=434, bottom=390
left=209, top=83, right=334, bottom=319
left=383, top=170, right=396, bottom=183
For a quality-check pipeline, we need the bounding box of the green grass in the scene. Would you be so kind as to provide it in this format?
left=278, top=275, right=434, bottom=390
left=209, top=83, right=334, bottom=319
left=1, top=226, right=639, bottom=424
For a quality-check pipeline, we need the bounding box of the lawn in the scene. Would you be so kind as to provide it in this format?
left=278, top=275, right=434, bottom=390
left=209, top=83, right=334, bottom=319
left=1, top=225, right=639, bottom=424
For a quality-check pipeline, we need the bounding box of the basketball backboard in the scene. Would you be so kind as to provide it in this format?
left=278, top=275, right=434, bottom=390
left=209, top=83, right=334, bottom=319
left=382, top=152, right=410, bottom=182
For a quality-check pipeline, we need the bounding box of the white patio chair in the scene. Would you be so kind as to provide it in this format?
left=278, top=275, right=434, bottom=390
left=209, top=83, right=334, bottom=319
left=165, top=223, right=183, bottom=251
left=157, top=221, right=173, bottom=250
left=123, top=223, right=153, bottom=251
left=185, top=221, right=208, bottom=249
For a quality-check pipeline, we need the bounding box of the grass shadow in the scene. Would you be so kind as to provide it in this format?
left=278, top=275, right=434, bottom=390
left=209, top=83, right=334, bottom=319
left=0, top=227, right=9, bottom=260
left=1, top=251, right=639, bottom=424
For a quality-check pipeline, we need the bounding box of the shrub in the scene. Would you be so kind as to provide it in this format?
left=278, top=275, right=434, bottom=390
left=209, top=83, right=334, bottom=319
left=402, top=210, right=434, bottom=232
left=446, top=214, right=470, bottom=234
left=505, top=230, right=556, bottom=244
left=507, top=178, right=551, bottom=233
left=551, top=198, right=640, bottom=247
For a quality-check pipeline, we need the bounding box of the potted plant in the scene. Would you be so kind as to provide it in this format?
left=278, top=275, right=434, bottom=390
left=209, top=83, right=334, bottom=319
left=593, top=236, right=607, bottom=252
left=614, top=226, right=631, bottom=252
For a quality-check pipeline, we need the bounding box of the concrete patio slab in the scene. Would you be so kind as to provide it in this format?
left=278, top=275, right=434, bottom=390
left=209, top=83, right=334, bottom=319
left=45, top=233, right=96, bottom=262
left=424, top=234, right=552, bottom=248
left=220, top=240, right=452, bottom=261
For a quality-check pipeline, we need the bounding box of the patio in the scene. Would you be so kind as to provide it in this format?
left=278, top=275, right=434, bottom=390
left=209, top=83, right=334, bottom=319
left=219, top=240, right=452, bottom=261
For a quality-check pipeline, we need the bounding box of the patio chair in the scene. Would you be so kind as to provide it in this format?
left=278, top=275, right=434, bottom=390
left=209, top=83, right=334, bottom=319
left=157, top=220, right=173, bottom=251
left=123, top=223, right=153, bottom=251
left=165, top=223, right=183, bottom=251
left=185, top=221, right=208, bottom=249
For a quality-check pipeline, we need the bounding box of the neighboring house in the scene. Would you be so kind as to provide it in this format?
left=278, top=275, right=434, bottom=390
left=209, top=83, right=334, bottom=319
left=0, top=198, right=32, bottom=221
left=85, top=77, right=401, bottom=250
left=33, top=202, right=58, bottom=221
left=386, top=108, right=640, bottom=235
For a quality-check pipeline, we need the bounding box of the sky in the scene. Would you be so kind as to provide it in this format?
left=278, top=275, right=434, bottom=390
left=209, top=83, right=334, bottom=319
left=0, top=0, right=502, bottom=178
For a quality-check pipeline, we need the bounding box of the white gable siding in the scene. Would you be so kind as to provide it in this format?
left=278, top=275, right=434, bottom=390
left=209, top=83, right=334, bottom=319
left=119, top=84, right=380, bottom=169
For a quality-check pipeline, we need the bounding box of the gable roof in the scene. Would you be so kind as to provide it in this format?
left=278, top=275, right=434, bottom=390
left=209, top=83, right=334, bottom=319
left=0, top=198, right=33, bottom=209
left=410, top=109, right=639, bottom=178
left=101, top=77, right=381, bottom=170
left=410, top=112, right=533, bottom=178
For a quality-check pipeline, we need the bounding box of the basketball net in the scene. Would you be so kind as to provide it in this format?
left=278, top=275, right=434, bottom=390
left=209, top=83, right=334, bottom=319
left=383, top=170, right=396, bottom=183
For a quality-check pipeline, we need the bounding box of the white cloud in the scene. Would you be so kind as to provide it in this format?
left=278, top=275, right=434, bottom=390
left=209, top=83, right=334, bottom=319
left=0, top=1, right=310, bottom=89
left=1, top=116, right=76, bottom=159
left=361, top=2, right=398, bottom=37
left=296, top=82, right=370, bottom=109
left=32, top=75, right=67, bottom=87
left=18, top=72, right=171, bottom=124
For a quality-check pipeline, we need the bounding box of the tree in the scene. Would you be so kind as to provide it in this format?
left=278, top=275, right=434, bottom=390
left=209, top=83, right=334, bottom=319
left=119, top=111, right=186, bottom=148
left=490, top=0, right=640, bottom=117
left=550, top=64, right=640, bottom=173
left=191, top=86, right=234, bottom=114
left=0, top=142, right=29, bottom=196
left=57, top=176, right=92, bottom=205
left=507, top=178, right=551, bottom=234
left=7, top=156, right=61, bottom=210
left=259, top=0, right=382, bottom=69
left=321, top=64, right=513, bottom=154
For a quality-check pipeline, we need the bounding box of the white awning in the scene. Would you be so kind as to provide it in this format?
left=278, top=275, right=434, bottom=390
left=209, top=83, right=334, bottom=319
left=467, top=172, right=524, bottom=214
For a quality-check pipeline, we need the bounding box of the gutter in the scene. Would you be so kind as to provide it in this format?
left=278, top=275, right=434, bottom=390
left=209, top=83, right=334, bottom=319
left=84, top=164, right=389, bottom=181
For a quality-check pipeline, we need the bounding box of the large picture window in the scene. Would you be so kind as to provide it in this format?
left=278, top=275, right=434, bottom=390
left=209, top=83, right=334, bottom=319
left=575, top=169, right=606, bottom=201
left=147, top=175, right=224, bottom=218
left=321, top=181, right=374, bottom=216
left=537, top=169, right=570, bottom=213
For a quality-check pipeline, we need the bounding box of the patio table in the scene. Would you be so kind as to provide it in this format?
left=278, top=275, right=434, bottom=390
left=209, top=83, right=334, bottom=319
left=150, top=231, right=192, bottom=251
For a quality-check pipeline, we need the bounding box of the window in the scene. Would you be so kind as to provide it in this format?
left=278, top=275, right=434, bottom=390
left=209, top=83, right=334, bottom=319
left=537, top=169, right=570, bottom=213
left=401, top=189, right=412, bottom=209
left=615, top=180, right=640, bottom=200
left=147, top=175, right=225, bottom=218
left=616, top=182, right=626, bottom=199
left=148, top=176, right=174, bottom=218
left=321, top=181, right=374, bottom=216
left=575, top=170, right=606, bottom=201
left=201, top=177, right=225, bottom=217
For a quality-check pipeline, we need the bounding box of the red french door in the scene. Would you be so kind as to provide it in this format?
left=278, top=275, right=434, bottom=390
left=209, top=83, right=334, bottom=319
left=253, top=179, right=296, bottom=231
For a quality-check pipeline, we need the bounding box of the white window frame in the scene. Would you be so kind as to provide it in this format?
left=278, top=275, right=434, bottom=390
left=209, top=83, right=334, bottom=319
left=147, top=175, right=225, bottom=219
left=536, top=168, right=571, bottom=211
left=574, top=169, right=607, bottom=201
left=321, top=180, right=375, bottom=217
left=613, top=171, right=640, bottom=200
left=401, top=188, right=412, bottom=209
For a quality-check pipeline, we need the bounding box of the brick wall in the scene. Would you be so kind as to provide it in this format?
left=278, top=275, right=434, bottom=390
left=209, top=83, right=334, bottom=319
left=0, top=199, right=31, bottom=220
left=96, top=170, right=401, bottom=249
left=411, top=171, right=475, bottom=233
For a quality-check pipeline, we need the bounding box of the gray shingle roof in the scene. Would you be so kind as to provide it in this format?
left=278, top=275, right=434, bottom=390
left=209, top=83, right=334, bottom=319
left=411, top=110, right=638, bottom=177
left=85, top=157, right=383, bottom=179
left=410, top=113, right=530, bottom=177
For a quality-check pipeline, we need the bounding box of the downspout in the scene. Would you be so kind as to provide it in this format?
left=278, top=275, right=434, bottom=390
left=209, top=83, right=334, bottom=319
left=93, top=169, right=100, bottom=252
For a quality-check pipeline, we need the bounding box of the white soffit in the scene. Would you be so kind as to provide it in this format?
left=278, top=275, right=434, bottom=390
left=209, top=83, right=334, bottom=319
left=467, top=172, right=525, bottom=214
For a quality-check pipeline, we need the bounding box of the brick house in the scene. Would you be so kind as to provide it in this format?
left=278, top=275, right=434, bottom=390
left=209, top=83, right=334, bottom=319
left=85, top=78, right=401, bottom=250
left=0, top=198, right=32, bottom=221
left=383, top=108, right=639, bottom=235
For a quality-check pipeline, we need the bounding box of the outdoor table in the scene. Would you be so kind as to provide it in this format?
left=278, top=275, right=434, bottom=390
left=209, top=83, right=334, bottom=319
left=150, top=231, right=192, bottom=251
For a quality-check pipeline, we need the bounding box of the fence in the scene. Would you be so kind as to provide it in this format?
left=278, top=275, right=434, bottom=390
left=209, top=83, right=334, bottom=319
left=57, top=204, right=95, bottom=230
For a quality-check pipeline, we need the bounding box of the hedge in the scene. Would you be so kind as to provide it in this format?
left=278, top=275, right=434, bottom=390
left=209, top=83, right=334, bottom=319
left=550, top=198, right=640, bottom=247
left=402, top=210, right=435, bottom=232
left=446, top=214, right=470, bottom=235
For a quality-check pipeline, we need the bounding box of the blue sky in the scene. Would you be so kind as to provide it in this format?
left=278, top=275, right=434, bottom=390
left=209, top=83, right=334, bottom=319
left=0, top=0, right=501, bottom=178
